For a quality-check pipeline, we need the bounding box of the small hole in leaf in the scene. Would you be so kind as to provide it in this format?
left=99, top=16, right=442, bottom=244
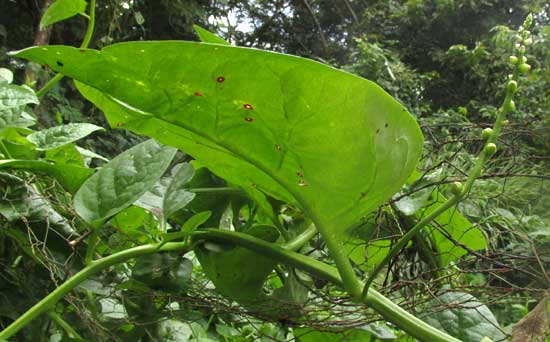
left=296, top=171, right=304, bottom=177
left=275, top=144, right=281, bottom=151
left=298, top=179, right=308, bottom=187
left=244, top=117, right=253, bottom=122
left=216, top=76, right=225, bottom=83
left=243, top=103, right=254, bottom=110
left=56, top=61, right=64, bottom=67
left=251, top=183, right=257, bottom=188
left=194, top=91, right=203, bottom=97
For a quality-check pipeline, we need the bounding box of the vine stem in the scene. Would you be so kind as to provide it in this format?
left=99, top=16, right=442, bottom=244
left=36, top=0, right=96, bottom=98
left=360, top=46, right=524, bottom=300
left=0, top=241, right=191, bottom=340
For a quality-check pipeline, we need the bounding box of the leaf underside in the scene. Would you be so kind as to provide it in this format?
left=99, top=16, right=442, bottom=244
left=12, top=42, right=423, bottom=232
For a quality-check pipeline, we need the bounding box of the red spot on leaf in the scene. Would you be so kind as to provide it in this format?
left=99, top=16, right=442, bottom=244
left=243, top=103, right=254, bottom=110
left=194, top=91, right=203, bottom=96
left=79, top=49, right=86, bottom=53
left=244, top=117, right=253, bottom=122
left=216, top=76, right=225, bottom=83
left=116, top=122, right=125, bottom=127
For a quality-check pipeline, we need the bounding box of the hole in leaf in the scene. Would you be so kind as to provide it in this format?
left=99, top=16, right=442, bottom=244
left=296, top=171, right=304, bottom=177
left=385, top=123, right=389, bottom=128
left=376, top=129, right=380, bottom=134
left=56, top=61, right=64, bottom=67
left=79, top=49, right=86, bottom=53
left=298, top=179, right=308, bottom=187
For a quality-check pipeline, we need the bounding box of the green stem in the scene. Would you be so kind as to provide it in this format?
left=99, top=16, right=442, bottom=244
left=282, top=223, right=317, bottom=250
left=36, top=0, right=96, bottom=98
left=192, top=229, right=462, bottom=342
left=47, top=312, right=82, bottom=339
left=0, top=140, right=13, bottom=159
left=189, top=187, right=245, bottom=195
left=84, top=229, right=99, bottom=265
left=0, top=241, right=191, bottom=340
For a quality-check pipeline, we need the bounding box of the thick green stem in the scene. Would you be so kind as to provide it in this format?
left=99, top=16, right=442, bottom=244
left=36, top=0, right=96, bottom=98
left=192, top=229, right=462, bottom=342
left=189, top=187, right=245, bottom=196
left=0, top=241, right=190, bottom=340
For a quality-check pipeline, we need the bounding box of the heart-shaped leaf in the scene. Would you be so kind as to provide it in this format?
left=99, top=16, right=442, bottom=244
left=73, top=139, right=177, bottom=227
left=11, top=43, right=423, bottom=236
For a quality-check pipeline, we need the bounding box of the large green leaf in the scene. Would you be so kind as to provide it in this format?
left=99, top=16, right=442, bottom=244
left=39, top=0, right=88, bottom=30
left=11, top=43, right=423, bottom=234
left=0, top=159, right=93, bottom=193
left=73, top=139, right=177, bottom=227
left=423, top=291, right=506, bottom=342
left=26, top=123, right=103, bottom=150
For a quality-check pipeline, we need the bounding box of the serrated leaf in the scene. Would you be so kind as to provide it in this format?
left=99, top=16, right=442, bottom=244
left=423, top=291, right=506, bottom=342
left=73, top=139, right=177, bottom=227
left=193, top=25, right=229, bottom=45
left=39, top=0, right=88, bottom=30
left=27, top=123, right=103, bottom=150
left=11, top=43, right=423, bottom=238
left=0, top=159, right=93, bottom=193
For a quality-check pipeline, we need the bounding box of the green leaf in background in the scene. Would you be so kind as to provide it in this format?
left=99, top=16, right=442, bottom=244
left=0, top=107, right=36, bottom=129
left=135, top=163, right=196, bottom=221
left=0, top=68, right=13, bottom=85
left=11, top=43, right=423, bottom=236
left=0, top=159, right=93, bottom=193
left=195, top=224, right=279, bottom=303
left=0, top=84, right=39, bottom=111
left=193, top=25, right=230, bottom=45
left=39, top=0, right=88, bottom=30
left=294, top=327, right=372, bottom=342
left=45, top=144, right=85, bottom=166
left=76, top=145, right=109, bottom=165
left=422, top=291, right=506, bottom=342
left=73, top=139, right=177, bottom=227
left=26, top=123, right=103, bottom=150
left=396, top=170, right=487, bottom=264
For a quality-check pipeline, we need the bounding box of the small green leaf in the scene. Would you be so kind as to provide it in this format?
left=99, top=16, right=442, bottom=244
left=423, top=291, right=506, bottom=342
left=135, top=163, right=196, bottom=220
left=0, top=84, right=39, bottom=110
left=39, top=0, right=88, bottom=30
left=27, top=123, right=103, bottom=150
left=193, top=25, right=230, bottom=45
left=45, top=144, right=85, bottom=166
left=195, top=225, right=279, bottom=303
left=75, top=145, right=109, bottom=163
left=181, top=210, right=211, bottom=233
left=0, top=159, right=93, bottom=193
left=0, top=68, right=13, bottom=84
left=73, top=139, right=177, bottom=227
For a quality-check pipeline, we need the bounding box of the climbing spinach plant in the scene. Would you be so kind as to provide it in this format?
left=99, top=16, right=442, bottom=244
left=0, top=0, right=537, bottom=341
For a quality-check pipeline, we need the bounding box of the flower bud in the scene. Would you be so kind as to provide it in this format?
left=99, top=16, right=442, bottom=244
left=450, top=182, right=463, bottom=196
left=524, top=37, right=533, bottom=46
left=518, top=45, right=526, bottom=53
left=507, top=80, right=517, bottom=92
left=521, top=56, right=527, bottom=63
left=506, top=100, right=516, bottom=111
left=481, top=128, right=493, bottom=140
left=484, top=143, right=497, bottom=157
left=519, top=63, right=531, bottom=73
left=509, top=56, right=518, bottom=64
